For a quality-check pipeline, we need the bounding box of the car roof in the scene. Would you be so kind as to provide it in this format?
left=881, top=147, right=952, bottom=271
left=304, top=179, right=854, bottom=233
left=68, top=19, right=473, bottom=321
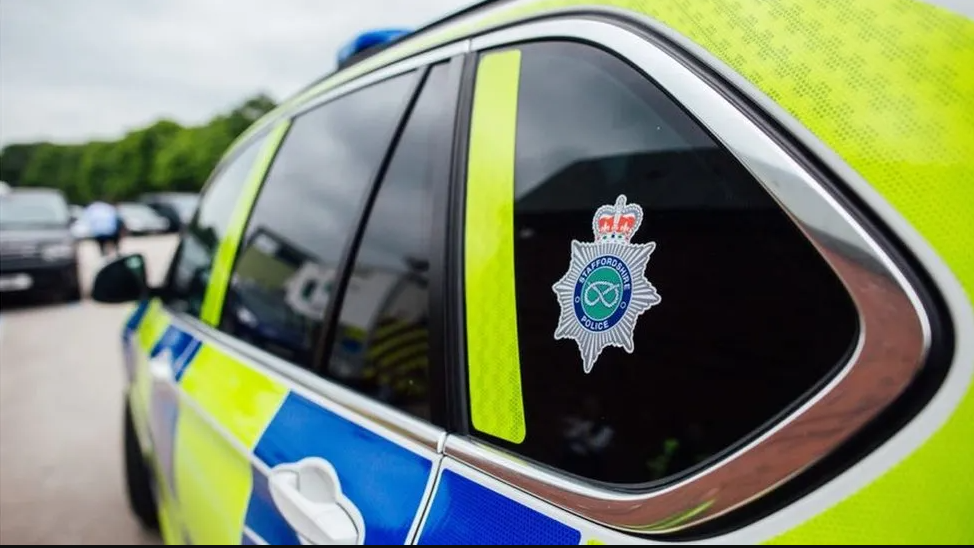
left=225, top=0, right=972, bottom=184
left=291, top=0, right=499, bottom=97
left=223, top=0, right=507, bottom=160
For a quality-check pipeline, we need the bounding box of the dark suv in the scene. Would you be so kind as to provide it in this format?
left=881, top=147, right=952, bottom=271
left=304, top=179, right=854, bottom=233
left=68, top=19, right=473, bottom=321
left=0, top=187, right=81, bottom=302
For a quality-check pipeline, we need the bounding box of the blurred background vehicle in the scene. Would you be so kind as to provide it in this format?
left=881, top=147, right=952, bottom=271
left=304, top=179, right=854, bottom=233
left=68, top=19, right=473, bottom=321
left=70, top=214, right=93, bottom=240
left=68, top=204, right=89, bottom=239
left=0, top=187, right=81, bottom=302
left=116, top=202, right=171, bottom=236
left=73, top=201, right=170, bottom=240
left=69, top=204, right=84, bottom=222
left=138, top=192, right=199, bottom=233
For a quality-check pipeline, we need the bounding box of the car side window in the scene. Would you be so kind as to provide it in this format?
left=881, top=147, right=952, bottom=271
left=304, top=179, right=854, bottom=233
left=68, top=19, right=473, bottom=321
left=465, top=42, right=859, bottom=485
left=324, top=63, right=451, bottom=422
left=219, top=72, right=415, bottom=371
left=164, top=134, right=267, bottom=317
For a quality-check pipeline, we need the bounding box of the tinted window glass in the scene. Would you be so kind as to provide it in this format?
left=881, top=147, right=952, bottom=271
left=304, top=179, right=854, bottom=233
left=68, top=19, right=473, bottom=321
left=473, top=42, right=858, bottom=485
left=165, top=135, right=266, bottom=316
left=220, top=72, right=414, bottom=370
left=326, top=63, right=450, bottom=421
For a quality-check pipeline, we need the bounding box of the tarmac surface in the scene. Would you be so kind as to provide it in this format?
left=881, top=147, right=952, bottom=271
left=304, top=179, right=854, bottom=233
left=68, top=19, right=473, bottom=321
left=0, top=234, right=177, bottom=545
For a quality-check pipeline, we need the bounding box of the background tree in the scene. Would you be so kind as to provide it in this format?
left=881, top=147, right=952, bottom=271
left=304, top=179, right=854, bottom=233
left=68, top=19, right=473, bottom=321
left=0, top=92, right=277, bottom=203
left=0, top=142, right=43, bottom=185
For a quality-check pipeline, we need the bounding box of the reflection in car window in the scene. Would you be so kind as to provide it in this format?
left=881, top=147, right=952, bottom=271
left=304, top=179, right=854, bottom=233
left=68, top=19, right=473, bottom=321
left=471, top=42, right=858, bottom=485
left=327, top=63, right=450, bottom=422
left=165, top=134, right=267, bottom=317
left=220, top=72, right=414, bottom=370
left=168, top=194, right=200, bottom=221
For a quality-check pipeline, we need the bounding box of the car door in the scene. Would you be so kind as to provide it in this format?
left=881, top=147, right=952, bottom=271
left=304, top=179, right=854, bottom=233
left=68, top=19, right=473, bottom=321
left=123, top=122, right=285, bottom=544
left=412, top=18, right=944, bottom=545
left=133, top=51, right=464, bottom=545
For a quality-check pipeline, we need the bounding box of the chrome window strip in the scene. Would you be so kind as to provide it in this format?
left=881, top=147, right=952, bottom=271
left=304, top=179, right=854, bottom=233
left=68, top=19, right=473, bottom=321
left=273, top=39, right=470, bottom=125
left=153, top=39, right=476, bottom=455
left=445, top=18, right=930, bottom=534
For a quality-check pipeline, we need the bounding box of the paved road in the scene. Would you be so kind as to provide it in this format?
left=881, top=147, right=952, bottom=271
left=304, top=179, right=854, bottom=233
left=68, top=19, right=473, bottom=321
left=0, top=234, right=178, bottom=545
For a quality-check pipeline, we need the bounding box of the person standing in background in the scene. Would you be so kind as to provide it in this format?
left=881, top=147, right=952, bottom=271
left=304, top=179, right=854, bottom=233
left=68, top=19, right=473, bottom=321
left=83, top=200, right=124, bottom=257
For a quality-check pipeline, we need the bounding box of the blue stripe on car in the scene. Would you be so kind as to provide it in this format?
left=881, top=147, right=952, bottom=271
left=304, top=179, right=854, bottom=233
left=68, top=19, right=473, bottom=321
left=149, top=324, right=197, bottom=378
left=244, top=463, right=301, bottom=545
left=248, top=392, right=432, bottom=545
left=417, top=469, right=581, bottom=545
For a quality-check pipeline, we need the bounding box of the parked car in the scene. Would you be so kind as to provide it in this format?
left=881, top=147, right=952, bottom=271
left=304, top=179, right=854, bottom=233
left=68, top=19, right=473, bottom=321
left=117, top=202, right=171, bottom=235
left=0, top=187, right=81, bottom=302
left=70, top=216, right=92, bottom=240
left=68, top=205, right=92, bottom=240
left=90, top=1, right=972, bottom=545
left=139, top=192, right=199, bottom=233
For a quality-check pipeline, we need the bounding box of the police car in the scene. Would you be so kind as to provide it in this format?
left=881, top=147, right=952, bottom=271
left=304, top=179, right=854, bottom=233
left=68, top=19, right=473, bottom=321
left=90, top=0, right=973, bottom=544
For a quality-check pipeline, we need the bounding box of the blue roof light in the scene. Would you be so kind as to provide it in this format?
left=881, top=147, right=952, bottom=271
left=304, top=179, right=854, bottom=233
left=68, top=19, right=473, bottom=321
left=337, top=28, right=411, bottom=66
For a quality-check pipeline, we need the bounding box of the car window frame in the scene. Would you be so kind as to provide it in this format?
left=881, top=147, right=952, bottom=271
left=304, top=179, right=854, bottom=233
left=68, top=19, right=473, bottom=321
left=443, top=16, right=930, bottom=536
left=158, top=127, right=273, bottom=309
left=310, top=60, right=466, bottom=427
left=217, top=69, right=424, bottom=376
left=157, top=39, right=471, bottom=446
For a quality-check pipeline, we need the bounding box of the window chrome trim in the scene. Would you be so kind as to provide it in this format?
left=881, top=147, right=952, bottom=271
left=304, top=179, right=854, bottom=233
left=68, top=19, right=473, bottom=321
left=163, top=308, right=446, bottom=453
left=286, top=39, right=472, bottom=121
left=450, top=18, right=931, bottom=533
left=154, top=39, right=474, bottom=457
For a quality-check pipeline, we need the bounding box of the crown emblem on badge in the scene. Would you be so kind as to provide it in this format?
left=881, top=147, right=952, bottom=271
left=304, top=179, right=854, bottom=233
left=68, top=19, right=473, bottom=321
left=593, top=195, right=643, bottom=242
left=552, top=194, right=662, bottom=374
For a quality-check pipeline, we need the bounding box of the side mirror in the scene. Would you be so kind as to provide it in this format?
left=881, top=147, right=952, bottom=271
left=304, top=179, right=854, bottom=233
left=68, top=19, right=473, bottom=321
left=91, top=253, right=151, bottom=303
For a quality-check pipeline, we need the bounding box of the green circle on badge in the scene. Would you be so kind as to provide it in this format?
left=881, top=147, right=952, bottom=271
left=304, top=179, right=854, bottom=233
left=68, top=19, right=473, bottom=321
left=582, top=266, right=624, bottom=321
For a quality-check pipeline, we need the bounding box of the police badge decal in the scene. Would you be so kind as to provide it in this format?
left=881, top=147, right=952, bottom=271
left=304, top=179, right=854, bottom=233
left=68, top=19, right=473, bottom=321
left=552, top=195, right=661, bottom=374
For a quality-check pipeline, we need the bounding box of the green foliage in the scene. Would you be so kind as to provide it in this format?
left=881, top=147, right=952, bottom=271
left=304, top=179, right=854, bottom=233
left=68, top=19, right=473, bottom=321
left=0, top=142, right=43, bottom=185
left=0, top=93, right=277, bottom=204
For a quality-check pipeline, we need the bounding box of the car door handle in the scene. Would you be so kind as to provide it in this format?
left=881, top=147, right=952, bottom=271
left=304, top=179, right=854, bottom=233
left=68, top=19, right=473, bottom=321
left=268, top=457, right=363, bottom=545
left=148, top=352, right=173, bottom=381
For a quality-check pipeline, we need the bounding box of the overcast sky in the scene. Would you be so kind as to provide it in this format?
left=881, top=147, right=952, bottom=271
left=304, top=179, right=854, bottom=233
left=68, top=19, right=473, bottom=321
left=0, top=0, right=473, bottom=148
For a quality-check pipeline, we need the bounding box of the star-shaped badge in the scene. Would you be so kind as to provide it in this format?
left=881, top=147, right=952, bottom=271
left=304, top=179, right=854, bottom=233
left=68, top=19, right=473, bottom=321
left=552, top=195, right=662, bottom=373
